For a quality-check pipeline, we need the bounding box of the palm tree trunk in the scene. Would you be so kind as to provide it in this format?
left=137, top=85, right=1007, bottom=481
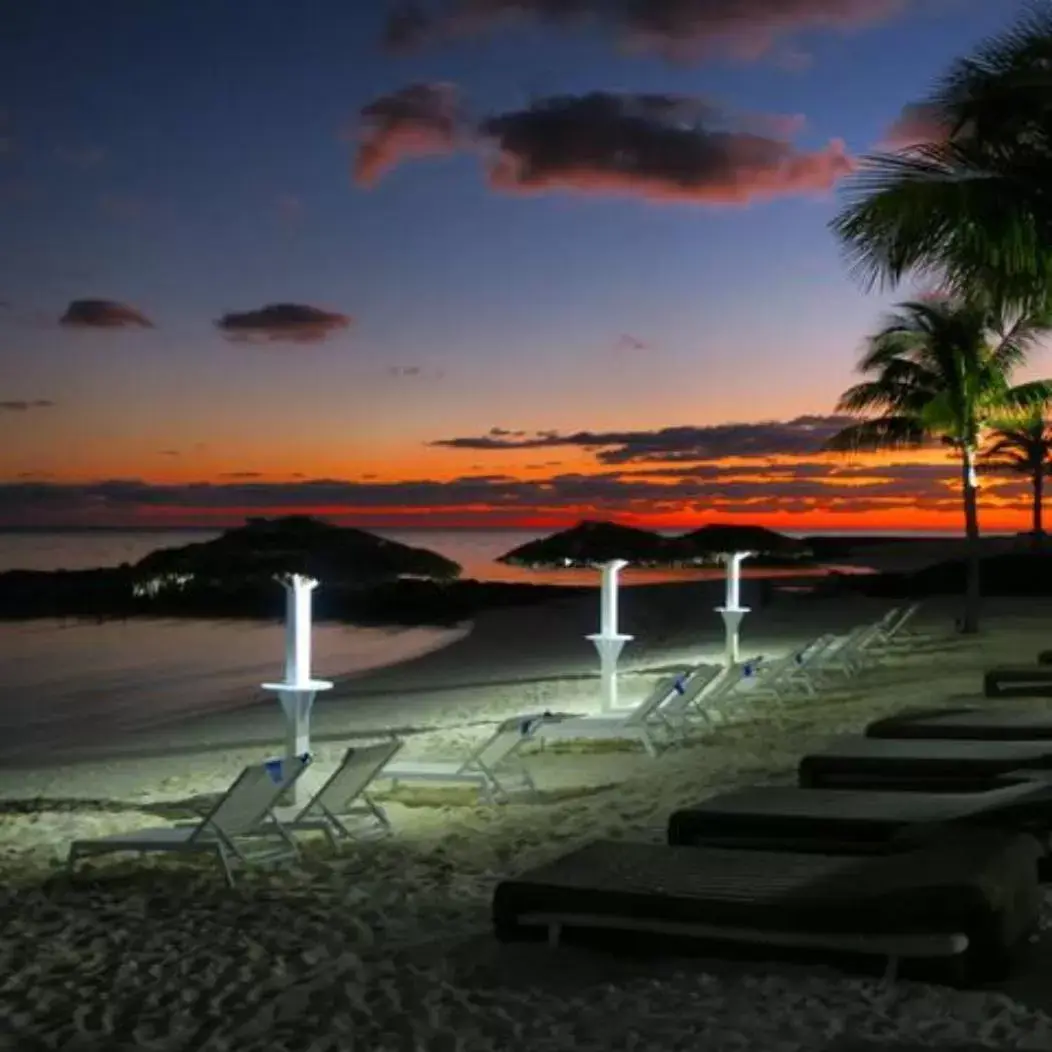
left=1034, top=469, right=1045, bottom=549
left=961, top=446, right=981, bottom=633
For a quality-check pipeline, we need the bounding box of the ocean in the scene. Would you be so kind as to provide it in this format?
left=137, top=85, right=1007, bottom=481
left=0, top=526, right=893, bottom=762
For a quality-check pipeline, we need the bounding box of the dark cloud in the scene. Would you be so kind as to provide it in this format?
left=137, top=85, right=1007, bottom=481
left=0, top=399, right=54, bottom=412
left=615, top=334, right=650, bottom=352
left=388, top=365, right=423, bottom=376
left=384, top=0, right=914, bottom=62
left=215, top=303, right=352, bottom=344
left=218, top=471, right=264, bottom=480
left=354, top=83, right=462, bottom=187
left=158, top=449, right=181, bottom=458
left=356, top=88, right=854, bottom=204
left=482, top=93, right=854, bottom=204
left=431, top=415, right=862, bottom=462
left=882, top=101, right=948, bottom=148
left=60, top=299, right=153, bottom=329
left=0, top=457, right=985, bottom=527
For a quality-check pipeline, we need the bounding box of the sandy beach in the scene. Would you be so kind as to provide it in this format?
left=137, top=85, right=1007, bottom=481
left=4, top=585, right=1052, bottom=1050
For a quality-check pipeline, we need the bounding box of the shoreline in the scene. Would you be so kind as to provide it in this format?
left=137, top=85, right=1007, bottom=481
left=5, top=590, right=1052, bottom=1049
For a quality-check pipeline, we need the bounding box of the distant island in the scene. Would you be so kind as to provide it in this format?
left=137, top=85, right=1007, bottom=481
left=0, top=516, right=571, bottom=626
left=4, top=515, right=1052, bottom=628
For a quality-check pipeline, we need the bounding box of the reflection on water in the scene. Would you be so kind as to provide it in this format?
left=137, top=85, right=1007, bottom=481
left=0, top=618, right=466, bottom=760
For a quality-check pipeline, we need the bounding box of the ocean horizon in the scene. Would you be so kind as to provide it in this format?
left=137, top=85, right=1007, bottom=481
left=0, top=524, right=996, bottom=581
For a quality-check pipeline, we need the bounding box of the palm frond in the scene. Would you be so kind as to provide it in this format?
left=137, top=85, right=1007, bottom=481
left=823, top=417, right=930, bottom=453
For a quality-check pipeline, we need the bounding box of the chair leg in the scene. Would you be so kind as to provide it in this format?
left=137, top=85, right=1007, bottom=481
left=215, top=846, right=236, bottom=889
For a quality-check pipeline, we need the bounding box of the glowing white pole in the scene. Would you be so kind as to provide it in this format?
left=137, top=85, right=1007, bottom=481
left=263, top=574, right=333, bottom=804
left=587, top=560, right=633, bottom=712
left=715, top=551, right=755, bottom=667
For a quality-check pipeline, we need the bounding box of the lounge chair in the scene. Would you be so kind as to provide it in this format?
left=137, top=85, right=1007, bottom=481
left=866, top=706, right=1052, bottom=742
left=491, top=829, right=1042, bottom=984
left=381, top=715, right=543, bottom=802
left=880, top=602, right=921, bottom=643
left=798, top=737, right=1052, bottom=791
left=277, top=740, right=402, bottom=848
left=68, top=754, right=311, bottom=887
left=984, top=666, right=1052, bottom=698
left=667, top=780, right=1052, bottom=857
left=808, top=624, right=881, bottom=679
left=533, top=673, right=692, bottom=757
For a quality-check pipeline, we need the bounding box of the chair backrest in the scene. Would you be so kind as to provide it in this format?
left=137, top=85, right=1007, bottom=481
left=194, top=753, right=311, bottom=841
left=463, top=716, right=537, bottom=773
left=821, top=624, right=869, bottom=661
left=656, top=665, right=723, bottom=718
left=885, top=602, right=920, bottom=638
left=623, top=672, right=689, bottom=726
left=301, top=739, right=403, bottom=819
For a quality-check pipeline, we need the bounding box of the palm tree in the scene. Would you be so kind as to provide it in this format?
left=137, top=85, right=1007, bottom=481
left=981, top=411, right=1052, bottom=544
left=831, top=6, right=1052, bottom=307
left=826, top=297, right=1052, bottom=633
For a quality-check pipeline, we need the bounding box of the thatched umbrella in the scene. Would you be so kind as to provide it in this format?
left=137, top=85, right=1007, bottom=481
left=497, top=520, right=670, bottom=567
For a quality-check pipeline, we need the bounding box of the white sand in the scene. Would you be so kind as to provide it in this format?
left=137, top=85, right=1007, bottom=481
left=3, top=589, right=1052, bottom=1050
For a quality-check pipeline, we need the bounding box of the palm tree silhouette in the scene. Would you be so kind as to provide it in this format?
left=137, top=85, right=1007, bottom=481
left=981, top=411, right=1052, bottom=545
left=831, top=6, right=1052, bottom=308
left=826, top=297, right=1052, bottom=633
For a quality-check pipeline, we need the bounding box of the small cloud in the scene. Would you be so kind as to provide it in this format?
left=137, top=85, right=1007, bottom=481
left=99, top=195, right=147, bottom=220
left=216, top=303, right=352, bottom=344
left=0, top=399, right=54, bottom=412
left=60, top=299, right=153, bottom=329
left=218, top=471, right=263, bottom=479
left=615, top=334, right=649, bottom=352
left=388, top=365, right=423, bottom=377
left=158, top=449, right=181, bottom=457
left=16, top=470, right=54, bottom=479
left=384, top=0, right=916, bottom=63
left=354, top=83, right=463, bottom=186
left=277, top=193, right=303, bottom=220
left=882, top=101, right=949, bottom=148
left=56, top=145, right=106, bottom=167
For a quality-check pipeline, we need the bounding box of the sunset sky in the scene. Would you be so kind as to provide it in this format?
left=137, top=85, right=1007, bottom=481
left=1, top=0, right=1047, bottom=532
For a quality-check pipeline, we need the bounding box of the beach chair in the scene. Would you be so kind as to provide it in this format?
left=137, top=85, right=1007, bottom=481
left=742, top=636, right=833, bottom=702
left=380, top=715, right=542, bottom=802
left=491, top=830, right=1042, bottom=984
left=643, top=665, right=736, bottom=735
left=866, top=706, right=1052, bottom=742
left=667, top=780, right=1052, bottom=858
left=879, top=602, right=921, bottom=644
left=798, top=736, right=1052, bottom=791
left=533, top=674, right=688, bottom=757
left=67, top=754, right=311, bottom=887
left=984, top=665, right=1052, bottom=698
left=278, top=740, right=402, bottom=848
left=809, top=624, right=884, bottom=679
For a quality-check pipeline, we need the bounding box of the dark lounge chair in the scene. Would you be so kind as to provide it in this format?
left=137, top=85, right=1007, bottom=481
left=667, top=781, right=1052, bottom=857
left=984, top=666, right=1052, bottom=698
left=797, top=737, right=1052, bottom=791
left=492, top=829, right=1042, bottom=985
left=865, top=706, right=1052, bottom=742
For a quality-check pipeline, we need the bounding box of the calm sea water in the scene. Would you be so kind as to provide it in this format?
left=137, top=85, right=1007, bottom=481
left=0, top=527, right=931, bottom=760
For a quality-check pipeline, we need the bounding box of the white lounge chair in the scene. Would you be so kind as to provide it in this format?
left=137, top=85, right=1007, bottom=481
left=879, top=602, right=922, bottom=644
left=534, top=673, right=689, bottom=757
left=809, top=623, right=881, bottom=678
left=381, top=715, right=541, bottom=803
left=68, top=754, right=311, bottom=887
left=278, top=740, right=402, bottom=848
left=741, top=638, right=830, bottom=702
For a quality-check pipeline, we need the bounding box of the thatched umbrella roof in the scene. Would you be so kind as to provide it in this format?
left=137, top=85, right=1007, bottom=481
left=134, top=515, right=461, bottom=583
left=670, top=524, right=810, bottom=561
left=497, top=520, right=669, bottom=567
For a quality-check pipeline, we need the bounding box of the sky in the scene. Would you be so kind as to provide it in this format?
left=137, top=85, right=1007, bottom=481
left=0, top=0, right=1047, bottom=532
